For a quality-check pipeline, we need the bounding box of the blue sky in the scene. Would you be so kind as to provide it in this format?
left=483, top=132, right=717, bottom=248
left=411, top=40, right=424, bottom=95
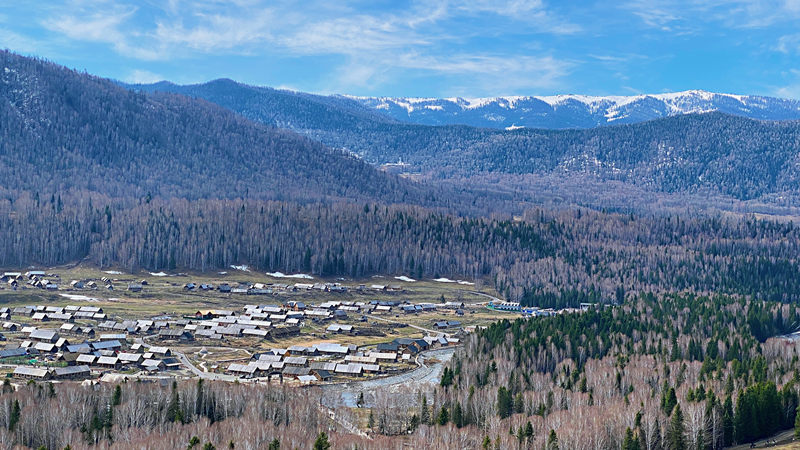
left=2, top=0, right=800, bottom=98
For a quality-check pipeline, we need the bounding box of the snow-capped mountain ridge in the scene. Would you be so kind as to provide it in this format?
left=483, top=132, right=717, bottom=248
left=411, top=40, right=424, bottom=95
left=345, top=90, right=800, bottom=129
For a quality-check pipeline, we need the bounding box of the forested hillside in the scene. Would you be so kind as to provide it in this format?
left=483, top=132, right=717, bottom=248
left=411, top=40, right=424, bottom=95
left=0, top=51, right=421, bottom=203
left=4, top=193, right=800, bottom=308
left=134, top=79, right=800, bottom=205
left=130, top=79, right=397, bottom=132
left=7, top=50, right=800, bottom=307
left=424, top=294, right=800, bottom=448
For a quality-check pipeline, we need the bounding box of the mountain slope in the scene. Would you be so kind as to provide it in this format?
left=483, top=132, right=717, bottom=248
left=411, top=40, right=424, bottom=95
left=0, top=51, right=417, bottom=202
left=132, top=78, right=800, bottom=130
left=128, top=78, right=800, bottom=206
left=127, top=78, right=398, bottom=135
left=348, top=90, right=800, bottom=129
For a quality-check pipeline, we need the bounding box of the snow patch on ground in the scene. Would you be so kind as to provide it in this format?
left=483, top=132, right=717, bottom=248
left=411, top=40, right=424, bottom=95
left=149, top=272, right=168, bottom=277
left=394, top=276, right=416, bottom=282
left=267, top=272, right=313, bottom=279
left=230, top=265, right=250, bottom=272
left=433, top=277, right=474, bottom=285
left=60, top=294, right=99, bottom=302
left=103, top=270, right=123, bottom=275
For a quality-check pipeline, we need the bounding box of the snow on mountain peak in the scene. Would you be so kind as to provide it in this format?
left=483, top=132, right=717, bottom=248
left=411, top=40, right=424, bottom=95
left=344, top=90, right=800, bottom=129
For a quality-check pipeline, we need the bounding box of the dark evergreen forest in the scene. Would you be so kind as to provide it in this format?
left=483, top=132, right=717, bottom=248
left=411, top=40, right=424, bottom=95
left=3, top=194, right=800, bottom=308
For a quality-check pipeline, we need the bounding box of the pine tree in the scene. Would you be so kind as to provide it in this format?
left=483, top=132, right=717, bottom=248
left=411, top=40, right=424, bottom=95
left=420, top=395, right=430, bottom=424
left=437, top=406, right=449, bottom=425
left=168, top=388, right=183, bottom=424
left=9, top=399, right=20, bottom=431
left=667, top=405, right=686, bottom=450
left=722, top=395, right=734, bottom=446
left=452, top=402, right=463, bottom=428
left=313, top=432, right=331, bottom=450
left=546, top=429, right=559, bottom=450
left=440, top=367, right=454, bottom=388
left=196, top=378, right=205, bottom=416
left=794, top=405, right=800, bottom=441
left=662, top=387, right=678, bottom=415
left=497, top=386, right=513, bottom=418
left=734, top=389, right=750, bottom=444
left=622, top=427, right=637, bottom=450
left=268, top=439, right=280, bottom=450
left=514, top=392, right=524, bottom=413
left=112, top=385, right=122, bottom=406
left=410, top=413, right=419, bottom=431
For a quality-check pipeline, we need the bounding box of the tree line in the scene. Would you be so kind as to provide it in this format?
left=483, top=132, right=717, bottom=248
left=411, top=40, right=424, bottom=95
left=5, top=193, right=800, bottom=307
left=425, top=293, right=800, bottom=448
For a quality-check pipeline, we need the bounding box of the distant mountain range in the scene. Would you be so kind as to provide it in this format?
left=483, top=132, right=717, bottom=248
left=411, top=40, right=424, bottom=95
left=4, top=51, right=800, bottom=215
left=129, top=78, right=800, bottom=208
left=347, top=90, right=800, bottom=129
left=133, top=79, right=800, bottom=130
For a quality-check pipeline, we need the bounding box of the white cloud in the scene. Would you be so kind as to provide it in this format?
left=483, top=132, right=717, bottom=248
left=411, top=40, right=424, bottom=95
left=775, top=69, right=800, bottom=100
left=452, top=0, right=581, bottom=33
left=38, top=0, right=578, bottom=57
left=776, top=33, right=800, bottom=54
left=152, top=9, right=275, bottom=53
left=331, top=52, right=573, bottom=96
left=41, top=3, right=165, bottom=60
left=124, top=69, right=163, bottom=84
left=624, top=0, right=680, bottom=30
left=33, top=0, right=576, bottom=92
left=0, top=29, right=44, bottom=54
left=622, top=0, right=800, bottom=30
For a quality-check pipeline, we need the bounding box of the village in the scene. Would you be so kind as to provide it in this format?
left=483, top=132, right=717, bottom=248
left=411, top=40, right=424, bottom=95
left=0, top=268, right=512, bottom=386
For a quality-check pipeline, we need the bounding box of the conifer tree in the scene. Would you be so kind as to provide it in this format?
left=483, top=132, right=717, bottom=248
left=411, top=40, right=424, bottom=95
left=313, top=432, right=331, bottom=450
left=667, top=405, right=685, bottom=450
left=9, top=399, right=20, bottom=432
left=546, top=429, right=559, bottom=450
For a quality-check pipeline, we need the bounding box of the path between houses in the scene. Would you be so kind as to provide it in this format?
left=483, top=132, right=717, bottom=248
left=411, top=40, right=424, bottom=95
left=365, top=314, right=445, bottom=336
left=319, top=347, right=456, bottom=408
left=137, top=336, right=238, bottom=381
left=462, top=290, right=503, bottom=304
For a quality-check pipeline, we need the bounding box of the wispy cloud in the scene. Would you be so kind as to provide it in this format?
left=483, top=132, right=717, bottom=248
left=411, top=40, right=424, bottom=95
left=622, top=0, right=681, bottom=31
left=776, top=33, right=800, bottom=54
left=151, top=9, right=275, bottom=53
left=31, top=0, right=576, bottom=93
left=124, top=69, right=163, bottom=84
left=775, top=69, right=800, bottom=100
left=622, top=0, right=800, bottom=31
left=38, top=0, right=577, bottom=58
left=330, top=52, right=573, bottom=96
left=452, top=0, right=581, bottom=33
left=41, top=2, right=164, bottom=60
left=0, top=29, right=45, bottom=54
